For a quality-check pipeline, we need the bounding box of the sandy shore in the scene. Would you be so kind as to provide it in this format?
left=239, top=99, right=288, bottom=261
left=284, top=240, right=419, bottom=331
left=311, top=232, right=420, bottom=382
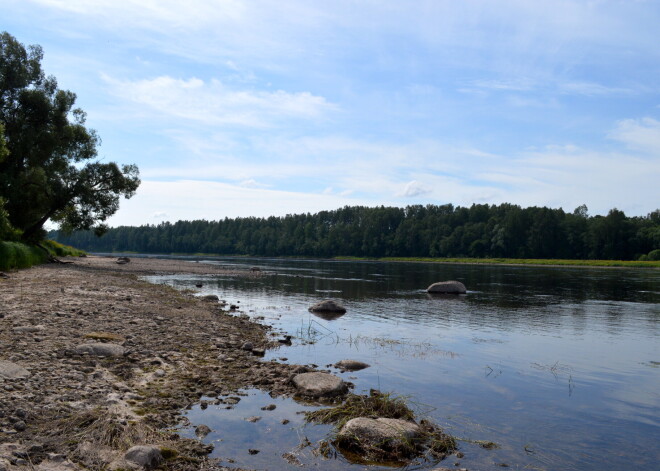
left=0, top=256, right=303, bottom=470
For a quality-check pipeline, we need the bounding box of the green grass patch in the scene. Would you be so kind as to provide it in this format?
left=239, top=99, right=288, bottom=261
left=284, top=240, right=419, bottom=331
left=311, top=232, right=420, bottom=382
left=335, top=256, right=660, bottom=268
left=0, top=239, right=86, bottom=270
left=0, top=241, right=48, bottom=270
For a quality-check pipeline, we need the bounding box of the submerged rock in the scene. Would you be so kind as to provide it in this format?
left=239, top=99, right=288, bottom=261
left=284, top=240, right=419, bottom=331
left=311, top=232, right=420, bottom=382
left=334, top=360, right=370, bottom=372
left=74, top=343, right=126, bottom=357
left=309, top=300, right=346, bottom=314
left=195, top=424, right=212, bottom=438
left=292, top=372, right=348, bottom=398
left=426, top=281, right=466, bottom=294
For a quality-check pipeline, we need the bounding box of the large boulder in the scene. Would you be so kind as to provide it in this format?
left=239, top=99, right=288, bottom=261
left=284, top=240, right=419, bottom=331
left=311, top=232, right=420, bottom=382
left=426, top=281, right=466, bottom=294
left=74, top=343, right=126, bottom=357
left=337, top=417, right=422, bottom=457
left=0, top=360, right=30, bottom=379
left=309, top=300, right=346, bottom=314
left=292, top=372, right=348, bottom=398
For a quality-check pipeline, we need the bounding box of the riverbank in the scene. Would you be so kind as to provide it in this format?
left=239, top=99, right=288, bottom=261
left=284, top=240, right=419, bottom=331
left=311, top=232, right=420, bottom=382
left=335, top=256, right=660, bottom=268
left=0, top=256, right=304, bottom=470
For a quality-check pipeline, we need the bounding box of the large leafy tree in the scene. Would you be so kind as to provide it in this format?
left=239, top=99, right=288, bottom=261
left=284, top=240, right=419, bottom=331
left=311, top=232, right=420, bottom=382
left=0, top=32, right=139, bottom=241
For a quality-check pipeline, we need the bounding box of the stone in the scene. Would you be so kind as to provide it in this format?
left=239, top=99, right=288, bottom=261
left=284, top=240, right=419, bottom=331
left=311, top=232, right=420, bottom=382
left=337, top=417, right=421, bottom=454
left=195, top=424, right=212, bottom=438
left=124, top=445, right=163, bottom=468
left=115, top=257, right=130, bottom=265
left=202, top=294, right=219, bottom=301
left=12, top=326, right=44, bottom=334
left=334, top=360, right=370, bottom=372
left=0, top=361, right=31, bottom=380
left=241, top=342, right=253, bottom=351
left=309, top=300, right=346, bottom=314
left=292, top=372, right=348, bottom=397
left=13, top=420, right=26, bottom=432
left=74, top=343, right=126, bottom=357
left=426, top=281, right=467, bottom=294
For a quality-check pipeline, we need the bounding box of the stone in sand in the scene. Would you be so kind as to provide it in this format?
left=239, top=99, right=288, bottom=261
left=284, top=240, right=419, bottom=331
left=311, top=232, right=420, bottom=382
left=334, top=359, right=370, bottom=372
left=74, top=343, right=126, bottom=357
left=0, top=361, right=31, bottom=379
left=426, top=281, right=466, bottom=294
left=292, top=372, right=348, bottom=397
left=309, top=300, right=346, bottom=313
left=337, top=417, right=421, bottom=452
left=124, top=445, right=163, bottom=468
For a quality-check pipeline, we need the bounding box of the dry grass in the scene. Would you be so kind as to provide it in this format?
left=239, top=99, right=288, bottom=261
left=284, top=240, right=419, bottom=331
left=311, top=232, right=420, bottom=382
left=83, top=331, right=125, bottom=342
left=306, top=390, right=457, bottom=464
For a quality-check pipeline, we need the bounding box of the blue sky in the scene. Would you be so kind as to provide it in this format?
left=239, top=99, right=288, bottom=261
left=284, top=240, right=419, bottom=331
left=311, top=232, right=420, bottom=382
left=4, top=0, right=660, bottom=225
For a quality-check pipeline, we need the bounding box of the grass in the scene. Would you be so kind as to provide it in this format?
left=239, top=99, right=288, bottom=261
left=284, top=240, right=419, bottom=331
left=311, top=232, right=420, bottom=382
left=335, top=256, right=660, bottom=268
left=0, top=239, right=85, bottom=270
left=306, top=390, right=457, bottom=464
left=84, top=331, right=125, bottom=342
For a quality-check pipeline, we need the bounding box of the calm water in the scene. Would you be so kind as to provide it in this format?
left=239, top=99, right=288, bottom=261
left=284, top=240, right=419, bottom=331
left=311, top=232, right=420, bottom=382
left=142, top=257, right=660, bottom=471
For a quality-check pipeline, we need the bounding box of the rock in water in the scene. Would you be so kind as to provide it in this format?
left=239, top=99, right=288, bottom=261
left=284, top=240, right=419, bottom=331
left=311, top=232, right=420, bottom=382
left=426, top=281, right=466, bottom=294
left=334, top=359, right=370, bottom=372
left=337, top=417, right=421, bottom=457
left=124, top=445, right=163, bottom=468
left=74, top=343, right=126, bottom=357
left=0, top=361, right=31, bottom=379
left=195, top=424, right=212, bottom=438
left=292, top=372, right=348, bottom=397
left=309, top=300, right=346, bottom=313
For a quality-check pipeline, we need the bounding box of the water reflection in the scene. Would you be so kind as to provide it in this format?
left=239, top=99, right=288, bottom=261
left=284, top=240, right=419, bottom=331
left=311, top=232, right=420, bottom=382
left=144, top=257, right=660, bottom=471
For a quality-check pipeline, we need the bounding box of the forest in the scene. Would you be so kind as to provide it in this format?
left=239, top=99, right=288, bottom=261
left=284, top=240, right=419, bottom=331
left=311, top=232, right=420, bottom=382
left=51, top=203, right=660, bottom=261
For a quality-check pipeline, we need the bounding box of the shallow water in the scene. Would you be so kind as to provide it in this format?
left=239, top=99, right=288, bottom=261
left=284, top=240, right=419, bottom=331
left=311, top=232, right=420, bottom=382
left=144, top=257, right=660, bottom=470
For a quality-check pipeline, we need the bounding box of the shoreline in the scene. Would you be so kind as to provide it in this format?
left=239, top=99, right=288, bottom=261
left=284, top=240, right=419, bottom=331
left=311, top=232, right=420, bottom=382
left=80, top=252, right=659, bottom=269
left=0, top=256, right=304, bottom=470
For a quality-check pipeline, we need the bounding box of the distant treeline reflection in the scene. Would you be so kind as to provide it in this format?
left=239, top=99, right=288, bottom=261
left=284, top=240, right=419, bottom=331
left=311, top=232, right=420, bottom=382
left=51, top=204, right=660, bottom=261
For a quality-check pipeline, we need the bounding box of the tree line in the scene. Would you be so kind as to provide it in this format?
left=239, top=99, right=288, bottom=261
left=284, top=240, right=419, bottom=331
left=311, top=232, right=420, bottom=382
left=51, top=204, right=660, bottom=261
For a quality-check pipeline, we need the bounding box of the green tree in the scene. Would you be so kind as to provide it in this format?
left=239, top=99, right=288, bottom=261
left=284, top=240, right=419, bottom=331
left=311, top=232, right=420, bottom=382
left=0, top=32, right=140, bottom=241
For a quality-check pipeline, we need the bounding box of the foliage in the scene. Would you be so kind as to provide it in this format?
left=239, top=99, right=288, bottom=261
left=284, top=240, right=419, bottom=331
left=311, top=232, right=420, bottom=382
left=0, top=32, right=140, bottom=242
left=0, top=239, right=84, bottom=270
left=52, top=203, right=660, bottom=262
left=0, top=241, right=47, bottom=270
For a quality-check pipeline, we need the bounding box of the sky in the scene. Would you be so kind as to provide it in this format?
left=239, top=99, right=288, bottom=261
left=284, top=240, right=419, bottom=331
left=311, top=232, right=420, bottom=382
left=3, top=0, right=660, bottom=226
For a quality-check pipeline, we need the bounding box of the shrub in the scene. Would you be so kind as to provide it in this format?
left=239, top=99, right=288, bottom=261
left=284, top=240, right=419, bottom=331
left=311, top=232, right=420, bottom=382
left=647, top=249, right=660, bottom=261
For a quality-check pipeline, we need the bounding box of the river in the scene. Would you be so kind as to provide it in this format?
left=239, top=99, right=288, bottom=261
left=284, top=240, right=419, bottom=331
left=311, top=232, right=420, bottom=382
left=142, top=257, right=659, bottom=470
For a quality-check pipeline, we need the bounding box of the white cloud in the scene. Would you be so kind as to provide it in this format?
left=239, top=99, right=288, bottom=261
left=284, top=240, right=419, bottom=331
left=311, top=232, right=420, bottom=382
left=397, top=180, right=432, bottom=198
left=608, top=118, right=660, bottom=154
left=559, top=81, right=637, bottom=96
left=107, top=180, right=377, bottom=226
left=102, top=75, right=335, bottom=128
